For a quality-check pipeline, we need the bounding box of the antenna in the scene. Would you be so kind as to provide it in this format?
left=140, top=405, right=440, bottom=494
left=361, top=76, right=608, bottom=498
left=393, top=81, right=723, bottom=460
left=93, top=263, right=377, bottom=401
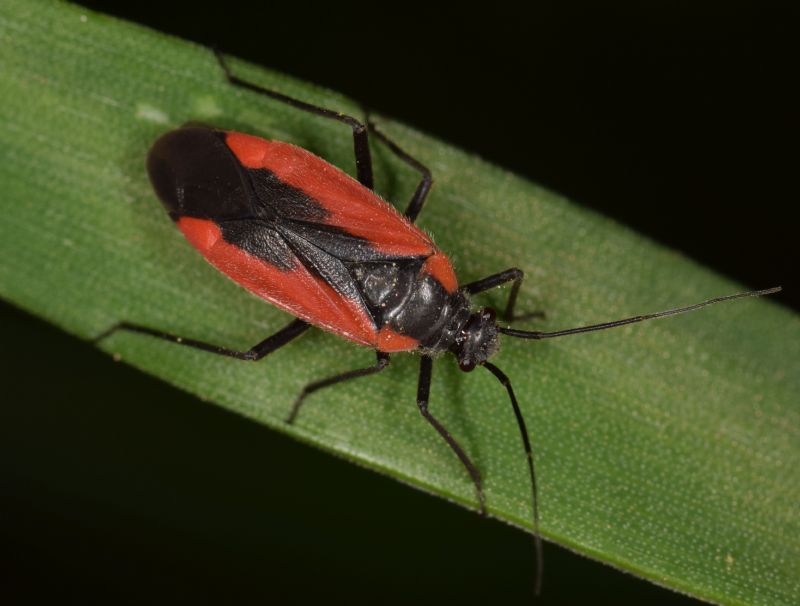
left=499, top=287, right=781, bottom=340
left=483, top=361, right=544, bottom=595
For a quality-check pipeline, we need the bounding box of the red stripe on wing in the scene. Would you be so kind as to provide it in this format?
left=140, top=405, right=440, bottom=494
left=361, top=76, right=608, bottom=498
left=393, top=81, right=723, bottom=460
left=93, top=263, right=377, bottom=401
left=421, top=252, right=458, bottom=294
left=377, top=326, right=420, bottom=352
left=225, top=131, right=436, bottom=259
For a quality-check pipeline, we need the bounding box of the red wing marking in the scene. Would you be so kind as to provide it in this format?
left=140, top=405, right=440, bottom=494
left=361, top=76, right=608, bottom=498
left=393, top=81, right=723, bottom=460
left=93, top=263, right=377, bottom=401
left=376, top=326, right=420, bottom=353
left=422, top=253, right=458, bottom=293
left=225, top=132, right=436, bottom=258
left=177, top=217, right=378, bottom=347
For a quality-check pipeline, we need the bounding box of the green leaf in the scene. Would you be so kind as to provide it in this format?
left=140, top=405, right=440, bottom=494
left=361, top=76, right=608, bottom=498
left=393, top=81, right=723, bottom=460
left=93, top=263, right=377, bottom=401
left=1, top=2, right=798, bottom=604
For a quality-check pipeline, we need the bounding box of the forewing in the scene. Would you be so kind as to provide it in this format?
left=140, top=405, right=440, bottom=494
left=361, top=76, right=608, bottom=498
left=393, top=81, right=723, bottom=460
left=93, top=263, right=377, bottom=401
left=224, top=131, right=437, bottom=258
left=177, top=216, right=378, bottom=346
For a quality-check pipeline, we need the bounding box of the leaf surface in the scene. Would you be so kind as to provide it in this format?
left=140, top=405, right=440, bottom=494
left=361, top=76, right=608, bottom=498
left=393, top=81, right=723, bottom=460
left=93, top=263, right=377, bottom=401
left=1, top=2, right=798, bottom=604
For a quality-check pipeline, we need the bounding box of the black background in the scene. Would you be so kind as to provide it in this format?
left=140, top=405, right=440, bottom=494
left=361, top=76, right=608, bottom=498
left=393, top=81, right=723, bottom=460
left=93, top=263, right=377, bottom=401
left=2, top=1, right=797, bottom=604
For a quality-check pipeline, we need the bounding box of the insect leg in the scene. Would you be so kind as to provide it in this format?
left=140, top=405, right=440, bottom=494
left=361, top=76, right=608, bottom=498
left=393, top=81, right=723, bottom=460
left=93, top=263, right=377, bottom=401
left=93, top=318, right=309, bottom=361
left=367, top=122, right=433, bottom=223
left=285, top=351, right=390, bottom=424
left=416, top=355, right=487, bottom=515
left=214, top=49, right=374, bottom=189
left=462, top=268, right=544, bottom=322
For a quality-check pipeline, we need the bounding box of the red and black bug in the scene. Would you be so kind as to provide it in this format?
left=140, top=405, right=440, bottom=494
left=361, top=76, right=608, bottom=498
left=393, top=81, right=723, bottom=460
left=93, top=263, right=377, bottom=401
left=95, top=51, right=780, bottom=592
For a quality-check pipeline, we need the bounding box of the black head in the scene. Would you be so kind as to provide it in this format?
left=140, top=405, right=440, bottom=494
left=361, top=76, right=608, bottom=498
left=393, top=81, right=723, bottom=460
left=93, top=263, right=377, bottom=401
left=450, top=307, right=500, bottom=372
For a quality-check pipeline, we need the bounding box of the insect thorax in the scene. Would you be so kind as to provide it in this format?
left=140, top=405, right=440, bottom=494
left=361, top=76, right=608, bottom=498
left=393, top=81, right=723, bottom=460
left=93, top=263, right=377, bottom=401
left=348, top=256, right=498, bottom=366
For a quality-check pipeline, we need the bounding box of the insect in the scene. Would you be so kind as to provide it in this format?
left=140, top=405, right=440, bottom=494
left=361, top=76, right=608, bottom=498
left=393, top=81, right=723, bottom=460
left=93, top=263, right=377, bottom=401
left=95, top=51, right=780, bottom=592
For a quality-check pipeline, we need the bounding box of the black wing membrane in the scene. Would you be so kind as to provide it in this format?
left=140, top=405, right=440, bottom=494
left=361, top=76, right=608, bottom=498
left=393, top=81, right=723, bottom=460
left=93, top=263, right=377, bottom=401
left=217, top=220, right=295, bottom=271
left=246, top=167, right=329, bottom=222
left=279, top=226, right=366, bottom=306
left=279, top=219, right=392, bottom=263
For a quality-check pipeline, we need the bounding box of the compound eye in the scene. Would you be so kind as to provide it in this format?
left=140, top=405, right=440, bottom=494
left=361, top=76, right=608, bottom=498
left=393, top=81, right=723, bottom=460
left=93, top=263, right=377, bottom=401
left=459, top=359, right=476, bottom=372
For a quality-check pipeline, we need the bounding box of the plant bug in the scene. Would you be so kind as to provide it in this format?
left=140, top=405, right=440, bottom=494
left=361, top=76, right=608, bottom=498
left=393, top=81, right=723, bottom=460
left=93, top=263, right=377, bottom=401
left=94, top=50, right=781, bottom=593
